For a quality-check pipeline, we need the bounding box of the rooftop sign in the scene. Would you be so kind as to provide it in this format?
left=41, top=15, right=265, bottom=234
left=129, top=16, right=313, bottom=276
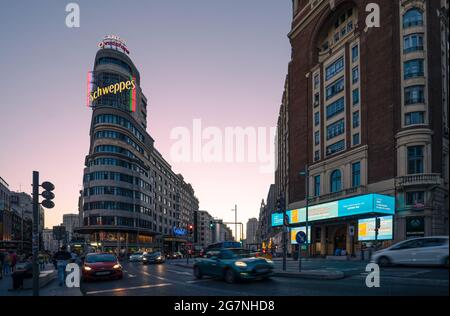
left=98, top=35, right=130, bottom=54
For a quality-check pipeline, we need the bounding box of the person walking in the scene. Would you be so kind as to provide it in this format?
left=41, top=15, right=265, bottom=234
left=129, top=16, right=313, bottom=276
left=0, top=251, right=5, bottom=280
left=8, top=256, right=33, bottom=291
left=53, top=246, right=71, bottom=286
left=3, top=252, right=12, bottom=276
left=10, top=251, right=17, bottom=273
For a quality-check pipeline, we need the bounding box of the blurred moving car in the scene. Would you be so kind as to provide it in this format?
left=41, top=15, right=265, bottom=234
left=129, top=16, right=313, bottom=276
left=371, top=236, right=449, bottom=267
left=82, top=253, right=123, bottom=281
left=168, top=251, right=183, bottom=259
left=142, top=251, right=165, bottom=264
left=193, top=248, right=274, bottom=283
left=129, top=252, right=145, bottom=262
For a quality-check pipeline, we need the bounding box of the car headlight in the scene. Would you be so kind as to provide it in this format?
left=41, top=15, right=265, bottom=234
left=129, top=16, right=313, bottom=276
left=143, top=257, right=147, bottom=260
left=113, top=264, right=121, bottom=269
left=157, top=256, right=162, bottom=260
left=235, top=261, right=247, bottom=268
left=83, top=266, right=92, bottom=271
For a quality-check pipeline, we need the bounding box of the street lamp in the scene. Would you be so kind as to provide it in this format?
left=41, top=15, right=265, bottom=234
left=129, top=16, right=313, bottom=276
left=299, top=165, right=310, bottom=259
left=231, top=205, right=238, bottom=242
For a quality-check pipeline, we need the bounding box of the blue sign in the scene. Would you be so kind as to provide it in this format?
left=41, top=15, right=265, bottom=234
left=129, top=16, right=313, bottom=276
left=296, top=231, right=307, bottom=244
left=271, top=213, right=284, bottom=227
left=279, top=194, right=395, bottom=226
left=172, top=227, right=187, bottom=236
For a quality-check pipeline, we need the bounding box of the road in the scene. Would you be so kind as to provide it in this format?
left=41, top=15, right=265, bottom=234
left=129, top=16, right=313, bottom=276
left=79, top=260, right=449, bottom=296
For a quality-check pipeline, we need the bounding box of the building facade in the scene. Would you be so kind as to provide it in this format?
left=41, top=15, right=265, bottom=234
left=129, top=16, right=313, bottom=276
left=42, top=228, right=59, bottom=253
left=63, top=213, right=80, bottom=242
left=77, top=37, right=199, bottom=255
left=280, top=0, right=449, bottom=256
left=246, top=218, right=259, bottom=250
left=194, top=210, right=214, bottom=249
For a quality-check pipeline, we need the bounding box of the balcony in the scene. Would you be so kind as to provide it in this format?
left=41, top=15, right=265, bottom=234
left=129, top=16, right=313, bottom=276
left=396, top=173, right=442, bottom=187
left=308, top=186, right=367, bottom=205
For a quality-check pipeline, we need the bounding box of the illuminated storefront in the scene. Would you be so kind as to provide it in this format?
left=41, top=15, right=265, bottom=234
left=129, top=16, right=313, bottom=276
left=272, top=194, right=395, bottom=256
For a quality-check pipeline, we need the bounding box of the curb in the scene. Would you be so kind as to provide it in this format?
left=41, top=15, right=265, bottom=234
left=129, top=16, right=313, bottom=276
left=274, top=271, right=345, bottom=280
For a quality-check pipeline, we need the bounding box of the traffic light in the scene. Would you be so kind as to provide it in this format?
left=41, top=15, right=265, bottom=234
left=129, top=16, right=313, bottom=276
left=41, top=181, right=55, bottom=209
left=209, top=221, right=215, bottom=230
left=375, top=218, right=381, bottom=230
left=276, top=195, right=286, bottom=213
left=188, top=224, right=194, bottom=234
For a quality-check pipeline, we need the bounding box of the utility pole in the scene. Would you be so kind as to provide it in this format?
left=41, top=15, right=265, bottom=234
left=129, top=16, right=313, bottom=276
left=32, top=171, right=40, bottom=297
left=231, top=205, right=238, bottom=242
left=299, top=165, right=310, bottom=260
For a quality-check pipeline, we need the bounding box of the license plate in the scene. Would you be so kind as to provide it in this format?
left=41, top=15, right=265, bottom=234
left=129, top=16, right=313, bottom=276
left=96, top=271, right=110, bottom=276
left=256, top=269, right=269, bottom=273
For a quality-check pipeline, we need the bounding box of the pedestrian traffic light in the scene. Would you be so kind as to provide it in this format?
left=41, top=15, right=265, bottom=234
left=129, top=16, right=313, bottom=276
left=41, top=181, right=55, bottom=209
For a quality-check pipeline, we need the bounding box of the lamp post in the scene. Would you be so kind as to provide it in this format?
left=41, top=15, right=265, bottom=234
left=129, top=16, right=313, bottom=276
left=231, top=205, right=238, bottom=242
left=299, top=165, right=310, bottom=258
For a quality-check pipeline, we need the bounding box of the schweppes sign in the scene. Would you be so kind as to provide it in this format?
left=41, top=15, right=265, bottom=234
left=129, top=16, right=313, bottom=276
left=87, top=72, right=137, bottom=112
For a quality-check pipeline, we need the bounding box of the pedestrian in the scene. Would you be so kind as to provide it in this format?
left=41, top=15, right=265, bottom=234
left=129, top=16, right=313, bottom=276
left=38, top=253, right=46, bottom=271
left=53, top=245, right=72, bottom=286
left=8, top=256, right=33, bottom=291
left=0, top=251, right=5, bottom=280
left=10, top=251, right=17, bottom=272
left=3, top=252, right=12, bottom=276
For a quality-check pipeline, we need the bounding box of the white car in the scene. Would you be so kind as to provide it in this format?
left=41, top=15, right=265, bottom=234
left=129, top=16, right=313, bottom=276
left=371, top=236, right=449, bottom=267
left=129, top=252, right=145, bottom=262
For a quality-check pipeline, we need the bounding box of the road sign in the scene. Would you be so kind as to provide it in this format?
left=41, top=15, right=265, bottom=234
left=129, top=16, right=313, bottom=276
left=296, top=231, right=307, bottom=244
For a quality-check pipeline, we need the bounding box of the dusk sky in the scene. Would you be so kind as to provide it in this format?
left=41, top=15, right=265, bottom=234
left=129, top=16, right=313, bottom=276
left=0, top=0, right=292, bottom=237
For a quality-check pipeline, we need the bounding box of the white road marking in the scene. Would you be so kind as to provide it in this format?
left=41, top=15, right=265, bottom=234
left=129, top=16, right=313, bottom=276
left=167, top=269, right=192, bottom=276
left=128, top=274, right=136, bottom=278
left=85, top=283, right=172, bottom=295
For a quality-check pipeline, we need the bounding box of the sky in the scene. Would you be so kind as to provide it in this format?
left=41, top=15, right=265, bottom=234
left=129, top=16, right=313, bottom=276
left=0, top=0, right=292, bottom=238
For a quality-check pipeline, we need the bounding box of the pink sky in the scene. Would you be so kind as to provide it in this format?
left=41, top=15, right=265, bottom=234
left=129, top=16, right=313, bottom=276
left=0, top=1, right=291, bottom=238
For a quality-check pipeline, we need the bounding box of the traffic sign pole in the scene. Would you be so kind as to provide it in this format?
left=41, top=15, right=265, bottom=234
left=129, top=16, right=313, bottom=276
left=32, top=171, right=40, bottom=297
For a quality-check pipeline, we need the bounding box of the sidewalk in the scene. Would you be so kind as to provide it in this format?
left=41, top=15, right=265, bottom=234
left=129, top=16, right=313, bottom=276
left=0, top=264, right=82, bottom=296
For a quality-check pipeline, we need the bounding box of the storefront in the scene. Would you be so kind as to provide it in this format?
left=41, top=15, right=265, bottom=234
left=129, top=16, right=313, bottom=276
left=273, top=194, right=395, bottom=257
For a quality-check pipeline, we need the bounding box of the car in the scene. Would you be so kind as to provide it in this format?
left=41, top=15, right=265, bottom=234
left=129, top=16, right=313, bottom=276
left=142, top=251, right=165, bottom=264
left=193, top=248, right=274, bottom=283
left=129, top=252, right=145, bottom=262
left=170, top=252, right=183, bottom=259
left=82, top=253, right=123, bottom=281
left=371, top=236, right=449, bottom=267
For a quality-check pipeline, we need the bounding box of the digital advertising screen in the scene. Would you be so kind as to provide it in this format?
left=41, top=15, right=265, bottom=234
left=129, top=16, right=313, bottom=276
left=271, top=213, right=284, bottom=227
left=358, top=216, right=394, bottom=241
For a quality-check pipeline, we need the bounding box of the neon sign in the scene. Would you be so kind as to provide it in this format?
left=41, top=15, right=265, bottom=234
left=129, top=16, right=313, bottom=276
left=86, top=72, right=137, bottom=112
left=98, top=35, right=130, bottom=54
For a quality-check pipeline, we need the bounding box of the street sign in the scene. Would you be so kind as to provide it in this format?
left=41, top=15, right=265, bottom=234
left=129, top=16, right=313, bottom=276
left=296, top=231, right=307, bottom=244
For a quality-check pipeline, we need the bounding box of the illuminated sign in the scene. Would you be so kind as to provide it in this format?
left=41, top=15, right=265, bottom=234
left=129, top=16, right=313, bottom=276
left=86, top=72, right=137, bottom=112
left=98, top=35, right=130, bottom=54
left=290, top=226, right=311, bottom=245
left=282, top=194, right=394, bottom=226
left=271, top=213, right=284, bottom=227
left=172, top=227, right=187, bottom=236
left=358, top=216, right=393, bottom=241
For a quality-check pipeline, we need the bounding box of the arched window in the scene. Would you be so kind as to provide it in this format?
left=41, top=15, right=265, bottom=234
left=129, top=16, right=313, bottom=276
left=403, top=8, right=423, bottom=29
left=330, top=170, right=342, bottom=193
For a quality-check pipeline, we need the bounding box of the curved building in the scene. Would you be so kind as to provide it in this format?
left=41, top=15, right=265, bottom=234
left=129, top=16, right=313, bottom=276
left=77, top=37, right=199, bottom=254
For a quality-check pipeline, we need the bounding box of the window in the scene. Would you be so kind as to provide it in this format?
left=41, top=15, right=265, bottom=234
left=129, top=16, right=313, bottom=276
left=314, top=175, right=321, bottom=197
left=326, top=119, right=345, bottom=140
left=353, top=111, right=360, bottom=128
left=404, top=59, right=424, bottom=79
left=405, top=111, right=425, bottom=125
left=352, top=66, right=359, bottom=84
left=352, top=162, right=361, bottom=187
left=406, top=191, right=425, bottom=206
left=314, top=150, right=320, bottom=162
left=403, top=8, right=423, bottom=29
left=314, top=112, right=320, bottom=126
left=314, top=74, right=320, bottom=89
left=353, top=133, right=360, bottom=145
left=352, top=45, right=359, bottom=62
left=326, top=97, right=345, bottom=119
left=405, top=85, right=425, bottom=105
left=407, top=146, right=424, bottom=174
left=352, top=89, right=360, bottom=105
left=347, top=21, right=353, bottom=33
left=314, top=131, right=320, bottom=145
left=404, top=34, right=424, bottom=53
left=326, top=77, right=345, bottom=100
left=314, top=93, right=320, bottom=106
left=330, top=170, right=342, bottom=193
left=326, top=140, right=345, bottom=156
left=325, top=57, right=344, bottom=81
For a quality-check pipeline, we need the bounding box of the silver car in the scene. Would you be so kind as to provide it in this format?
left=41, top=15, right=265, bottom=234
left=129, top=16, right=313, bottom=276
left=129, top=252, right=145, bottom=262
left=371, top=236, right=449, bottom=267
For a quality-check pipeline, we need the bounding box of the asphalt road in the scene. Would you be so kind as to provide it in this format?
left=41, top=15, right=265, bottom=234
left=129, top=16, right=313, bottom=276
left=79, top=260, right=449, bottom=296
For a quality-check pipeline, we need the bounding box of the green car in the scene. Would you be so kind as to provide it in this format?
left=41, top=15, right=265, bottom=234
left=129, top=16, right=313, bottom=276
left=193, top=248, right=274, bottom=283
